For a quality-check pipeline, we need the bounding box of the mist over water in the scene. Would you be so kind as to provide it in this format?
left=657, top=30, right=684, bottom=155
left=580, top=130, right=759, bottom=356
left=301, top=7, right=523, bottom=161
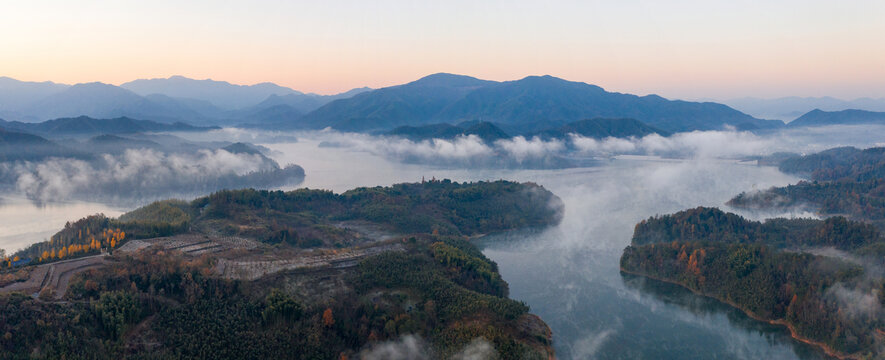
left=474, top=162, right=825, bottom=359
left=2, top=125, right=883, bottom=357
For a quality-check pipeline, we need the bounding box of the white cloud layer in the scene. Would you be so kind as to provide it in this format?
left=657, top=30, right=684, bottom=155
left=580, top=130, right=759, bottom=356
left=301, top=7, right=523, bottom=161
left=8, top=148, right=279, bottom=203
left=307, top=126, right=885, bottom=169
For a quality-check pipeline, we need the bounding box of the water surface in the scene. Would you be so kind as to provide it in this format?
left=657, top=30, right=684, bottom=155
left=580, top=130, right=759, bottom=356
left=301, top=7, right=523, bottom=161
left=4, top=129, right=873, bottom=358
left=0, top=196, right=124, bottom=252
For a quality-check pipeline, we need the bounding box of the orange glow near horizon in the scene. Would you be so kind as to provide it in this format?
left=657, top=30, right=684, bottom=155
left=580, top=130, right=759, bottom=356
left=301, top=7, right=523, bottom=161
left=2, top=1, right=884, bottom=99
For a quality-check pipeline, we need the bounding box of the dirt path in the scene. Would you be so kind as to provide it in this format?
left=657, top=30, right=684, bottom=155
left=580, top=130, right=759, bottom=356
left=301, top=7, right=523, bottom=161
left=52, top=263, right=104, bottom=300
left=0, top=265, right=48, bottom=294
left=0, top=254, right=107, bottom=299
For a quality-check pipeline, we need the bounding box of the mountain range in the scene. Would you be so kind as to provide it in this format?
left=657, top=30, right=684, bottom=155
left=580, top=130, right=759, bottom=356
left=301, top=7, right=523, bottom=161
left=0, top=76, right=370, bottom=125
left=0, top=127, right=72, bottom=161
left=787, top=109, right=885, bottom=127
left=720, top=96, right=885, bottom=122
left=0, top=116, right=216, bottom=136
left=4, top=74, right=885, bottom=134
left=120, top=75, right=302, bottom=110
left=296, top=74, right=781, bottom=133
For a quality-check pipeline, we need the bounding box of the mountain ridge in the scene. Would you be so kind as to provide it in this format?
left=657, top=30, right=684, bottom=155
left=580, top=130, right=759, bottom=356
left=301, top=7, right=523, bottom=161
left=721, top=96, right=885, bottom=121
left=0, top=76, right=370, bottom=124
left=296, top=73, right=782, bottom=133
left=120, top=75, right=303, bottom=109
left=0, top=115, right=217, bottom=136
left=787, top=108, right=885, bottom=127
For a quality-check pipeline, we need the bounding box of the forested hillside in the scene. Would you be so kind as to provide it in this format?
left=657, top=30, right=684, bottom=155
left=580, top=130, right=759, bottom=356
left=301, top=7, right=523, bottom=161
left=621, top=207, right=884, bottom=359
left=730, top=146, right=885, bottom=229
left=632, top=207, right=881, bottom=253
left=0, top=180, right=562, bottom=359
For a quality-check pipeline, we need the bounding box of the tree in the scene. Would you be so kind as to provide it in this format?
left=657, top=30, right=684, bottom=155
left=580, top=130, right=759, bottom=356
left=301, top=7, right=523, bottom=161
left=263, top=289, right=302, bottom=323
left=323, top=307, right=335, bottom=328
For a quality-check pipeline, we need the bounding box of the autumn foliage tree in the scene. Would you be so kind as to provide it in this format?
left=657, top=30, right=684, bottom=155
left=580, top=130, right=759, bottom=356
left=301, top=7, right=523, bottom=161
left=322, top=307, right=335, bottom=328
left=15, top=215, right=127, bottom=264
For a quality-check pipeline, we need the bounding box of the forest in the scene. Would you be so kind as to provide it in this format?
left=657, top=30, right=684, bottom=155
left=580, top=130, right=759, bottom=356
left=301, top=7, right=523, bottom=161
left=0, top=236, right=552, bottom=359
left=186, top=179, right=563, bottom=247
left=0, top=236, right=549, bottom=359
left=622, top=207, right=884, bottom=358
left=632, top=206, right=883, bottom=255
left=4, top=179, right=563, bottom=269
left=730, top=146, right=885, bottom=230
left=776, top=146, right=885, bottom=182
left=0, top=180, right=561, bottom=359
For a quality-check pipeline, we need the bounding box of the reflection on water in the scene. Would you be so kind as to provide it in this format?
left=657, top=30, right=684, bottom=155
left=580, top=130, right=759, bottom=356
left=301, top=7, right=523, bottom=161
left=619, top=274, right=830, bottom=359
left=480, top=233, right=831, bottom=360
left=473, top=157, right=830, bottom=359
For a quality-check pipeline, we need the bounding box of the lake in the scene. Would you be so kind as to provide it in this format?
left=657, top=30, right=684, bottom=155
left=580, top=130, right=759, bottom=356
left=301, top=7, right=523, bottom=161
left=4, top=127, right=877, bottom=359
left=231, top=139, right=836, bottom=359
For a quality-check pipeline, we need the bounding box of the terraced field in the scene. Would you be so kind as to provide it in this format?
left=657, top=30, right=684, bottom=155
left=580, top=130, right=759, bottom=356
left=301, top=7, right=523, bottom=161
left=2, top=229, right=403, bottom=300
left=0, top=254, right=107, bottom=299
left=216, top=241, right=405, bottom=280
left=116, top=233, right=260, bottom=255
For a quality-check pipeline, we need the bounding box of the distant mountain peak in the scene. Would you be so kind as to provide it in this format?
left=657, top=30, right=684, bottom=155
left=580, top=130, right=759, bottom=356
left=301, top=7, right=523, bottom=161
left=788, top=108, right=885, bottom=127
left=120, top=76, right=301, bottom=109
left=521, top=74, right=558, bottom=81
left=512, top=74, right=604, bottom=90
left=136, top=75, right=258, bottom=89
left=0, top=76, right=57, bottom=86
left=721, top=97, right=885, bottom=121
left=72, top=81, right=114, bottom=87
left=0, top=76, right=66, bottom=85
left=407, top=73, right=493, bottom=88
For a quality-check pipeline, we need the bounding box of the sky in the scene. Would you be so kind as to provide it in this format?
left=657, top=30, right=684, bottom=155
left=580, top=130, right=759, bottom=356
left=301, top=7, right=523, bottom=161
left=1, top=0, right=884, bottom=99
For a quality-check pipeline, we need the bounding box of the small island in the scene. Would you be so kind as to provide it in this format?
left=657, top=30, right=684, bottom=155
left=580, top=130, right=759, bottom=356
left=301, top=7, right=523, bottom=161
left=0, top=179, right=563, bottom=359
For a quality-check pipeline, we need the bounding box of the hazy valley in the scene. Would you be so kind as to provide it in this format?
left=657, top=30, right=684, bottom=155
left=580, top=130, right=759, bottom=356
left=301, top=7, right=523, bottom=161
left=1, top=73, right=884, bottom=359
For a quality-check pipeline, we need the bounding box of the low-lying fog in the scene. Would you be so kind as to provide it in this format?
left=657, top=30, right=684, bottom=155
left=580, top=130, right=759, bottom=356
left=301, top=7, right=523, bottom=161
left=2, top=124, right=883, bottom=359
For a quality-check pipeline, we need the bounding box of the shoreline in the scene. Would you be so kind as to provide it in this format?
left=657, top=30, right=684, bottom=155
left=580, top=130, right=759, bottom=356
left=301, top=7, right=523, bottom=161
left=619, top=266, right=865, bottom=360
